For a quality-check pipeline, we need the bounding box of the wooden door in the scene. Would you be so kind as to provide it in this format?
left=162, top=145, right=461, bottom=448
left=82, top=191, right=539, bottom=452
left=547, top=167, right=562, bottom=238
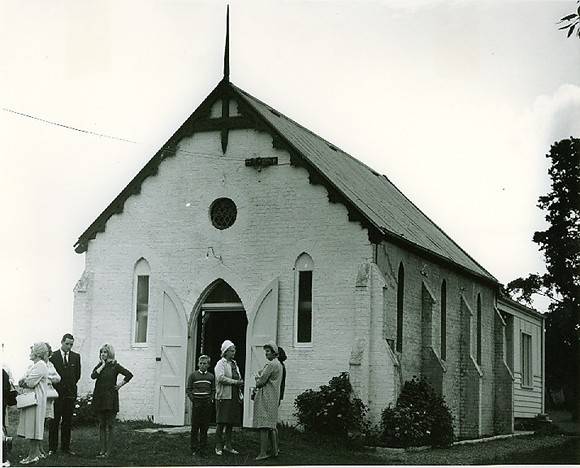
left=243, top=278, right=279, bottom=427
left=155, top=291, right=187, bottom=425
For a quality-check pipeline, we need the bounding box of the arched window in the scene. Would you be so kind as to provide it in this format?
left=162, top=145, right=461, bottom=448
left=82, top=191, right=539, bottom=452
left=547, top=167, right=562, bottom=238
left=440, top=280, right=447, bottom=360
left=396, top=263, right=404, bottom=353
left=476, top=293, right=482, bottom=365
left=295, top=253, right=313, bottom=345
left=133, top=258, right=150, bottom=344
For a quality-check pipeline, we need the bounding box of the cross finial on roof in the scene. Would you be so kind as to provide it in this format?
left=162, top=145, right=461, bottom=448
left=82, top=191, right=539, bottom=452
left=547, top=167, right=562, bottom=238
left=223, top=5, right=230, bottom=82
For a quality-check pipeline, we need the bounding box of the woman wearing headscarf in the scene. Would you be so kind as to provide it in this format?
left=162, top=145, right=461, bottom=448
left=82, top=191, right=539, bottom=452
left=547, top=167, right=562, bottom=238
left=17, top=342, right=49, bottom=464
left=42, top=343, right=61, bottom=458
left=91, top=343, right=133, bottom=458
left=253, top=341, right=283, bottom=461
left=214, top=340, right=244, bottom=456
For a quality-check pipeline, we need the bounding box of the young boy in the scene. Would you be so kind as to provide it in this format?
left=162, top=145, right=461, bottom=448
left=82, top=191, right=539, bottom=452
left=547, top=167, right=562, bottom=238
left=186, top=355, right=215, bottom=456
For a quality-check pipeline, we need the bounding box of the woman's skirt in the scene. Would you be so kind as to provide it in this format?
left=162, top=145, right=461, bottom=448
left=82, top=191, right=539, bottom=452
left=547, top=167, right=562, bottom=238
left=216, top=396, right=241, bottom=425
left=17, top=405, right=43, bottom=440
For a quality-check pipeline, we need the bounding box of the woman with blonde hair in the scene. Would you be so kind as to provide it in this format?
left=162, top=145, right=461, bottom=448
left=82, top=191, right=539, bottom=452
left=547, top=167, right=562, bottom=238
left=17, top=342, right=49, bottom=464
left=91, top=344, right=133, bottom=458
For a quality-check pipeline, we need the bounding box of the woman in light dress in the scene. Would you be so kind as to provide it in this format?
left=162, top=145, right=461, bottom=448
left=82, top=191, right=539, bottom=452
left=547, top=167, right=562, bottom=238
left=253, top=341, right=283, bottom=461
left=214, top=340, right=244, bottom=456
left=41, top=343, right=61, bottom=458
left=17, top=342, right=49, bottom=465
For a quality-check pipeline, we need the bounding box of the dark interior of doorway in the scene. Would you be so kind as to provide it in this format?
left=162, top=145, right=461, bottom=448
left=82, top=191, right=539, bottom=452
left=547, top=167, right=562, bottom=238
left=193, top=281, right=247, bottom=424
left=196, top=309, right=247, bottom=379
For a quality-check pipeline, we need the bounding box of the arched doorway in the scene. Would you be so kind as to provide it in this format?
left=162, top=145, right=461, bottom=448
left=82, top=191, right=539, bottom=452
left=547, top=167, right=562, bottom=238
left=186, top=280, right=247, bottom=424
left=196, top=281, right=247, bottom=377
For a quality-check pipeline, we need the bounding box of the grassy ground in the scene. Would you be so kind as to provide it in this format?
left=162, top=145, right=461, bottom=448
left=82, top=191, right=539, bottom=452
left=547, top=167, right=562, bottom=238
left=5, top=407, right=580, bottom=466
left=373, top=434, right=580, bottom=465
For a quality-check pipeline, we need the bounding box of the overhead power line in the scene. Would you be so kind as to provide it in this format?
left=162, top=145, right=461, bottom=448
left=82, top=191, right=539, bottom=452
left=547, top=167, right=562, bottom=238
left=2, top=106, right=289, bottom=165
left=2, top=107, right=137, bottom=143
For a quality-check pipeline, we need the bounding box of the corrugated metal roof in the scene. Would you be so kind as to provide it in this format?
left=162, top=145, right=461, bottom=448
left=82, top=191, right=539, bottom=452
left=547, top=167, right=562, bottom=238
left=233, top=84, right=496, bottom=283
left=75, top=79, right=497, bottom=284
left=497, top=295, right=544, bottom=319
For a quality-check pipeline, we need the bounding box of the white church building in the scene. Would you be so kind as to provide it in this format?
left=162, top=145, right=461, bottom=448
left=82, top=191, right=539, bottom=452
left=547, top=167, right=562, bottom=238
left=71, top=14, right=527, bottom=438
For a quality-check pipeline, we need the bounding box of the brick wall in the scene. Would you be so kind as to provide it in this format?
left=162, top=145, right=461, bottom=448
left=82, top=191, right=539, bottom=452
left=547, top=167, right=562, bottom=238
left=493, top=307, right=514, bottom=434
left=72, top=114, right=512, bottom=434
left=375, top=241, right=507, bottom=438
left=459, top=296, right=482, bottom=438
left=73, top=127, right=373, bottom=422
left=421, top=282, right=445, bottom=396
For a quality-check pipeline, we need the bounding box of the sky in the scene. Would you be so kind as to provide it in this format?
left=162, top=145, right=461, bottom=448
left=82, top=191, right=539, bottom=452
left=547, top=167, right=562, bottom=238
left=1, top=0, right=579, bottom=379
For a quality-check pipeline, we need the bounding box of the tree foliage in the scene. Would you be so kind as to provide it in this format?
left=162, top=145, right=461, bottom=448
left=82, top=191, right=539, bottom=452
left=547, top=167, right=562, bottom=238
left=507, top=138, right=580, bottom=418
left=558, top=2, right=580, bottom=39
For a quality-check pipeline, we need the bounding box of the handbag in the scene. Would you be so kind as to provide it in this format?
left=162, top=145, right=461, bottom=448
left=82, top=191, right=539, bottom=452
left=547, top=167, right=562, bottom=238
left=16, top=392, right=37, bottom=409
left=47, top=385, right=59, bottom=400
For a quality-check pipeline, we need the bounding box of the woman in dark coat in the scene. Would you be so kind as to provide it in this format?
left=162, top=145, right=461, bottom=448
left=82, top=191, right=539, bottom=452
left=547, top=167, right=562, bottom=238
left=91, top=344, right=133, bottom=458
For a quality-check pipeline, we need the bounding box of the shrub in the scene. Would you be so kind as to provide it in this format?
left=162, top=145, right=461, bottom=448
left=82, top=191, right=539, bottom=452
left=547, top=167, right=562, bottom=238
left=72, top=393, right=98, bottom=426
left=294, top=372, right=368, bottom=438
left=381, top=377, right=454, bottom=447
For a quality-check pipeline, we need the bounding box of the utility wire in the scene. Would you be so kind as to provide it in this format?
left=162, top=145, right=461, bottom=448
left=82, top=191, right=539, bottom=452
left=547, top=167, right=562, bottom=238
left=3, top=107, right=286, bottom=164
left=2, top=107, right=137, bottom=143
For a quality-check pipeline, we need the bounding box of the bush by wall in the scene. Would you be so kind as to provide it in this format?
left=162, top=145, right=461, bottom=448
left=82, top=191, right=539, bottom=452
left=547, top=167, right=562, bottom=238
left=294, top=372, right=368, bottom=438
left=381, top=377, right=454, bottom=447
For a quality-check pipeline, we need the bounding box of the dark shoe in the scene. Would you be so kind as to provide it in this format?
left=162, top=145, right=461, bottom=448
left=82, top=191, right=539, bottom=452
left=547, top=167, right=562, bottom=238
left=47, top=450, right=56, bottom=456
left=255, top=454, right=271, bottom=461
left=62, top=450, right=76, bottom=456
left=223, top=447, right=239, bottom=455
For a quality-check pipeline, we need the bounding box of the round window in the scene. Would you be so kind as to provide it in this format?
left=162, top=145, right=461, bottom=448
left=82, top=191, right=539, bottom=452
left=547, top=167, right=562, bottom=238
left=210, top=198, right=237, bottom=230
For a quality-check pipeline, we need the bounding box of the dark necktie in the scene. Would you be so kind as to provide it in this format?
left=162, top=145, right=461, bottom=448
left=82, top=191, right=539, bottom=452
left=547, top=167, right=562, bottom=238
left=64, top=352, right=69, bottom=366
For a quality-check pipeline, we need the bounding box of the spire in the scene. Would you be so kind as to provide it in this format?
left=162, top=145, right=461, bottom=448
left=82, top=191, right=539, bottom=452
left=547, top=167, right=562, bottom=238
left=223, top=5, right=230, bottom=82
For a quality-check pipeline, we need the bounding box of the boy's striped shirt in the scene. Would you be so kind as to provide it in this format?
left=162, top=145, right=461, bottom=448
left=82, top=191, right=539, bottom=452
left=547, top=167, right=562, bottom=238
left=186, top=370, right=215, bottom=401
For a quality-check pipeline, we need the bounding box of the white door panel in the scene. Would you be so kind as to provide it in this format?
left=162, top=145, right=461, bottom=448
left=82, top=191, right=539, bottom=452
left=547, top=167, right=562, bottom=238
left=243, top=278, right=279, bottom=427
left=156, top=291, right=187, bottom=425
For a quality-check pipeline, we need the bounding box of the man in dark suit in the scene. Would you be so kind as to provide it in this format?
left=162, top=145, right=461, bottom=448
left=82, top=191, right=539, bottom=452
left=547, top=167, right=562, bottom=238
left=49, top=333, right=81, bottom=455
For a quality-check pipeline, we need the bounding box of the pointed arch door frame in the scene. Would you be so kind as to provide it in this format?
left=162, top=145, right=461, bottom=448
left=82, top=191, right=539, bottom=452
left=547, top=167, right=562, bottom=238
left=185, top=279, right=247, bottom=425
left=184, top=277, right=280, bottom=428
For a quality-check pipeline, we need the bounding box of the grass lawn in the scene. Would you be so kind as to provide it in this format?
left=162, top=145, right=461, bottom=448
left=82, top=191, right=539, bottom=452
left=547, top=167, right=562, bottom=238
left=5, top=408, right=383, bottom=466
left=5, top=407, right=580, bottom=465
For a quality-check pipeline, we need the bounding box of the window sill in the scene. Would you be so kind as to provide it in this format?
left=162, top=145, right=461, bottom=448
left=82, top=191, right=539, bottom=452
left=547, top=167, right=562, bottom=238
left=520, top=384, right=534, bottom=390
left=293, top=343, right=313, bottom=349
left=131, top=342, right=149, bottom=349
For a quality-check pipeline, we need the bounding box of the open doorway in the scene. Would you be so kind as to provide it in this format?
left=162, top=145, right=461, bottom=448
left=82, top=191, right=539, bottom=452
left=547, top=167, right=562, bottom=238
left=186, top=280, right=247, bottom=424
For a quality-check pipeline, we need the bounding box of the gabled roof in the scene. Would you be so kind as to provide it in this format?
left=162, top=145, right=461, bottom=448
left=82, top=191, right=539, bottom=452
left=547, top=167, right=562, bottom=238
left=497, top=294, right=544, bottom=320
left=74, top=79, right=497, bottom=285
